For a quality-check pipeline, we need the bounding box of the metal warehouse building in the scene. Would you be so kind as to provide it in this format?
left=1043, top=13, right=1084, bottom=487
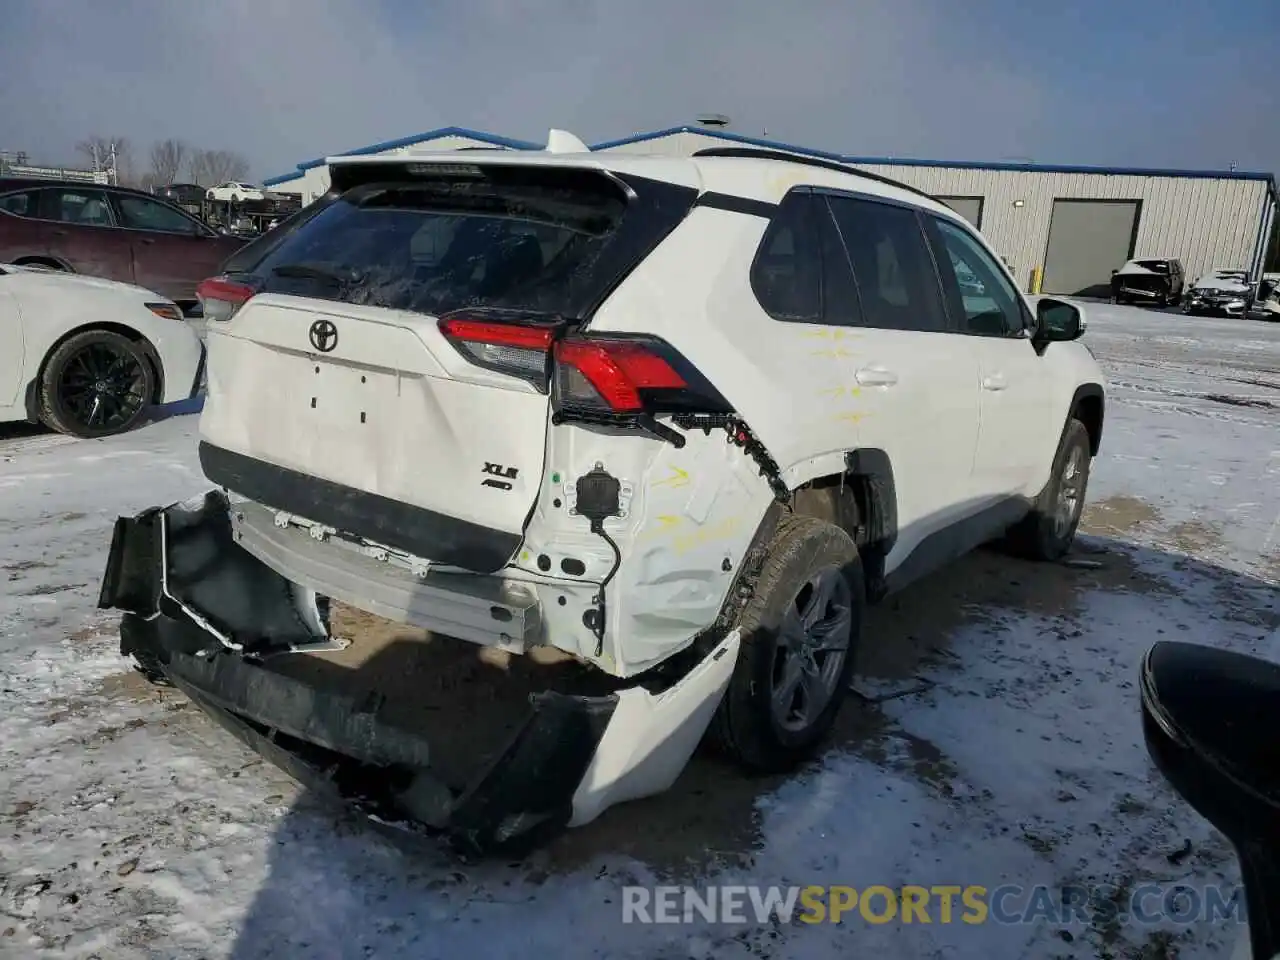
left=264, top=124, right=1278, bottom=298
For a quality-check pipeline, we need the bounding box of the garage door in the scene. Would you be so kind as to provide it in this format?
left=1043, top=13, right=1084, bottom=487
left=937, top=196, right=983, bottom=228
left=1042, top=199, right=1140, bottom=297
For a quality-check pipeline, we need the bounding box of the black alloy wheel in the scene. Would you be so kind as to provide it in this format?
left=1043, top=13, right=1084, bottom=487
left=38, top=330, right=155, bottom=438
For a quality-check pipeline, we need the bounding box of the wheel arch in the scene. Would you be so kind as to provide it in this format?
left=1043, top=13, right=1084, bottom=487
left=758, top=448, right=899, bottom=603
left=13, top=255, right=74, bottom=272
left=23, top=321, right=165, bottom=421
left=1068, top=383, right=1104, bottom=455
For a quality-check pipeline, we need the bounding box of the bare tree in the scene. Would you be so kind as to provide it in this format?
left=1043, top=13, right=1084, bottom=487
left=188, top=148, right=250, bottom=187
left=74, top=135, right=133, bottom=183
left=148, top=138, right=189, bottom=186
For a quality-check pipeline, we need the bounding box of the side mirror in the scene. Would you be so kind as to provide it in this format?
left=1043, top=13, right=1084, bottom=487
left=1142, top=641, right=1280, bottom=960
left=1034, top=297, right=1084, bottom=344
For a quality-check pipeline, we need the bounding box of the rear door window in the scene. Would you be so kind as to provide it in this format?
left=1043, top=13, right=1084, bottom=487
left=41, top=188, right=115, bottom=227
left=825, top=195, right=948, bottom=333
left=113, top=194, right=204, bottom=234
left=247, top=167, right=691, bottom=319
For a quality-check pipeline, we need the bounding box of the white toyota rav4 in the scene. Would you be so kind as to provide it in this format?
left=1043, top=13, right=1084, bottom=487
left=100, top=135, right=1106, bottom=854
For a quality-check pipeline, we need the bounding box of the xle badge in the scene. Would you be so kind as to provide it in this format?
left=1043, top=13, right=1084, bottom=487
left=481, top=462, right=519, bottom=491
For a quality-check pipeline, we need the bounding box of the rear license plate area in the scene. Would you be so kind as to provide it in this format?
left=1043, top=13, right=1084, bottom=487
left=305, top=360, right=392, bottom=427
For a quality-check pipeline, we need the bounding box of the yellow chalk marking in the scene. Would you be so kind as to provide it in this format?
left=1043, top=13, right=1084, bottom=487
left=811, top=347, right=854, bottom=359
left=672, top=516, right=743, bottom=556
left=819, top=386, right=862, bottom=398
left=803, top=328, right=861, bottom=341
left=833, top=412, right=868, bottom=423
left=653, top=465, right=690, bottom=489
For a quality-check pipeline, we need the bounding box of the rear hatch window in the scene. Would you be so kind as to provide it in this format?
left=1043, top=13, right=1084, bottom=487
left=242, top=166, right=680, bottom=320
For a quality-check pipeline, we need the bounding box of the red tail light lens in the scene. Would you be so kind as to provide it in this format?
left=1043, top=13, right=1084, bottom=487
left=196, top=276, right=257, bottom=323
left=438, top=316, right=731, bottom=416
left=555, top=339, right=686, bottom=413
left=438, top=317, right=556, bottom=388
left=553, top=336, right=730, bottom=416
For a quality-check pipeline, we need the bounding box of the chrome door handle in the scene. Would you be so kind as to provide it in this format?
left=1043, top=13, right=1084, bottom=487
left=982, top=374, right=1008, bottom=391
left=855, top=366, right=899, bottom=387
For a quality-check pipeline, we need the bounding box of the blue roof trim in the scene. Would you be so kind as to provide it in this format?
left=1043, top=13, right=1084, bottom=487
left=593, top=126, right=1276, bottom=183
left=262, top=126, right=541, bottom=185
left=264, top=124, right=1278, bottom=197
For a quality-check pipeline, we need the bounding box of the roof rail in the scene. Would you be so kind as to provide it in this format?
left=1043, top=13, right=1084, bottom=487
left=691, top=146, right=938, bottom=203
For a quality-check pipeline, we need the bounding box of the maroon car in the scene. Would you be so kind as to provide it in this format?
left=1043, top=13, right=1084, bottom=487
left=0, top=178, right=247, bottom=304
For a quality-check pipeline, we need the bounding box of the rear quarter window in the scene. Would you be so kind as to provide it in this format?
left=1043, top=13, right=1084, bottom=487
left=0, top=191, right=35, bottom=217
left=750, top=191, right=822, bottom=322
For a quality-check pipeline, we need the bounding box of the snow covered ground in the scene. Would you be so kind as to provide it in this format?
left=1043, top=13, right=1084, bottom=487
left=1, top=305, right=1277, bottom=960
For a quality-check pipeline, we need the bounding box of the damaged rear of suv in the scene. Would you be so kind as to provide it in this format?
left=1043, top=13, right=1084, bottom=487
left=99, top=139, right=1104, bottom=854
left=101, top=147, right=780, bottom=854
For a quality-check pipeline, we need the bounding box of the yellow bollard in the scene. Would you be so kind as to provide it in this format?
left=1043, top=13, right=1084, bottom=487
left=1029, top=266, right=1043, bottom=294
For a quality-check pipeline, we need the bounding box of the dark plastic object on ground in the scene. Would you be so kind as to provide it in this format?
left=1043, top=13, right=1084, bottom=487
left=1141, top=641, right=1280, bottom=959
left=97, top=490, right=617, bottom=857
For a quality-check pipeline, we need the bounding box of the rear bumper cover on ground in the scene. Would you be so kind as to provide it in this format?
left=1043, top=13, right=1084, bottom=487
left=97, top=490, right=739, bottom=854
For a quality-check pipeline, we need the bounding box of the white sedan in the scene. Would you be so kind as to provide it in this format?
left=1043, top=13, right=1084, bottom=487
left=205, top=182, right=265, bottom=203
left=0, top=264, right=205, bottom=438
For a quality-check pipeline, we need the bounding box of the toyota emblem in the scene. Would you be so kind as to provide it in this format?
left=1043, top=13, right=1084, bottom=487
left=309, top=319, right=338, bottom=353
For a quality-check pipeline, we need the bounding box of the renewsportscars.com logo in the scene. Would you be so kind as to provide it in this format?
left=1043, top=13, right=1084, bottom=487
left=621, top=884, right=1246, bottom=926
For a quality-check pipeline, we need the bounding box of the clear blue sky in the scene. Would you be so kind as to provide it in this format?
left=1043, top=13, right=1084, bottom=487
left=1, top=0, right=1276, bottom=180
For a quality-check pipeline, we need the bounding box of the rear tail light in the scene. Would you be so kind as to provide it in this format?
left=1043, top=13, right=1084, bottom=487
left=196, top=276, right=257, bottom=323
left=438, top=317, right=556, bottom=388
left=553, top=335, right=731, bottom=417
left=438, top=316, right=731, bottom=419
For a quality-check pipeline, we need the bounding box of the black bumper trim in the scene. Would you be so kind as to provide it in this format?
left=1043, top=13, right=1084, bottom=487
left=102, top=496, right=616, bottom=856
left=198, top=442, right=522, bottom=574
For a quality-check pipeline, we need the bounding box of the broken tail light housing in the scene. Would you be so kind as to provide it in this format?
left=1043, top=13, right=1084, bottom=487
left=196, top=276, right=259, bottom=324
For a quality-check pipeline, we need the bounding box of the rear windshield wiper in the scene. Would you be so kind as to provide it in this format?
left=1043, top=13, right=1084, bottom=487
left=270, top=262, right=365, bottom=285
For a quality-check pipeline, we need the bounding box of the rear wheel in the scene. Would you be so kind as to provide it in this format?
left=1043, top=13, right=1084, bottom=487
left=709, top=515, right=864, bottom=773
left=1005, top=418, right=1092, bottom=561
left=38, top=330, right=155, bottom=438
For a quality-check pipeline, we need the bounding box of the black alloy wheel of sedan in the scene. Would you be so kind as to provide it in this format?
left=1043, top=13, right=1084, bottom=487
left=37, top=329, right=156, bottom=438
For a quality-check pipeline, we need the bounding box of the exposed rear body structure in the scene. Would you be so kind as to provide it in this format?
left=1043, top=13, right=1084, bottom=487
left=99, top=136, right=1106, bottom=854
